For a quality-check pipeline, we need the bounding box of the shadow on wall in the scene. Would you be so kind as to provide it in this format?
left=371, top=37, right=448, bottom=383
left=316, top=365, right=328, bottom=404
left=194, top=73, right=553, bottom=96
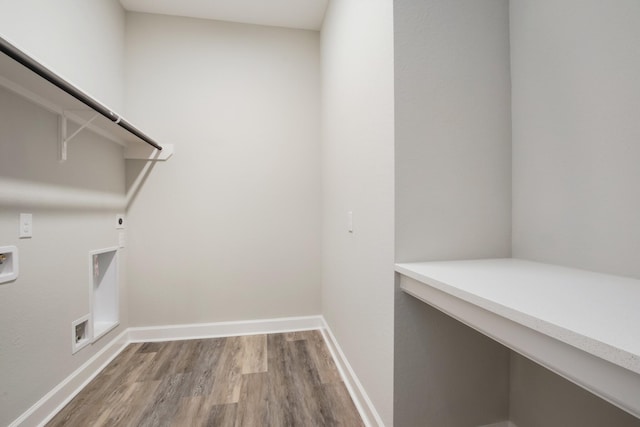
left=0, top=86, right=161, bottom=212
left=394, top=276, right=511, bottom=427
left=394, top=275, right=640, bottom=427
left=125, top=159, right=158, bottom=210
left=510, top=354, right=640, bottom=427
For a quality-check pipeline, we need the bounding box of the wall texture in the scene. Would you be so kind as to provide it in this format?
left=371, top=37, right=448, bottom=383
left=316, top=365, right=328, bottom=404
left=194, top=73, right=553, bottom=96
left=511, top=0, right=640, bottom=279
left=510, top=354, right=640, bottom=427
left=0, top=2, right=128, bottom=424
left=0, top=89, right=127, bottom=426
left=320, top=0, right=395, bottom=424
left=0, top=0, right=126, bottom=111
left=394, top=0, right=512, bottom=425
left=124, top=13, right=321, bottom=326
left=395, top=0, right=512, bottom=263
left=510, top=1, right=640, bottom=424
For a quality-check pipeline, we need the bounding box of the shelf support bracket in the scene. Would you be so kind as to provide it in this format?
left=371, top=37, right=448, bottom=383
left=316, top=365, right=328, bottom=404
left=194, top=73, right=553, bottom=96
left=58, top=112, right=100, bottom=162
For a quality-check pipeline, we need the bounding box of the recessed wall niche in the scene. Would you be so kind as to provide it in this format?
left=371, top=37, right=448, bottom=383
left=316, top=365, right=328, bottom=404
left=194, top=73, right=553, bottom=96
left=90, top=247, right=119, bottom=341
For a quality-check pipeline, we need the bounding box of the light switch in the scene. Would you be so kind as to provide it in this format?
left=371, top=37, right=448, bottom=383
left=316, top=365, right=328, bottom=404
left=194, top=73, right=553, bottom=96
left=347, top=211, right=353, bottom=233
left=19, top=213, right=32, bottom=238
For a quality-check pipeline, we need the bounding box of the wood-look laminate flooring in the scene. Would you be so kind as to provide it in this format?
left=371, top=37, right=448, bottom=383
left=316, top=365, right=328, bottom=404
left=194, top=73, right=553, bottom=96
left=46, top=330, right=364, bottom=427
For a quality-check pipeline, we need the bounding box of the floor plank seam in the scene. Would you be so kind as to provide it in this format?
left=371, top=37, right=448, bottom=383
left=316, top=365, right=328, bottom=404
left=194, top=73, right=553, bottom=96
left=45, top=331, right=365, bottom=427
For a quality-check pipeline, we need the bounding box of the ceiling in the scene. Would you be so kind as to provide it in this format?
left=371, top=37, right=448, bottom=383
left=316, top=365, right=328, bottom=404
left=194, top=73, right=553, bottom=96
left=119, top=0, right=329, bottom=31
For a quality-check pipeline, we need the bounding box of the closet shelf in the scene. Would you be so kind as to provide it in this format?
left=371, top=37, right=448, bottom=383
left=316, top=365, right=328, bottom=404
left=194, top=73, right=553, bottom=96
left=396, top=258, right=640, bottom=418
left=0, top=35, right=172, bottom=161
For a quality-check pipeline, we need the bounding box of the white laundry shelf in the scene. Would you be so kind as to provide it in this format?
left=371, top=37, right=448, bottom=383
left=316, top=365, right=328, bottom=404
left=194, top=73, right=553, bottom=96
left=0, top=34, right=172, bottom=161
left=395, top=258, right=640, bottom=418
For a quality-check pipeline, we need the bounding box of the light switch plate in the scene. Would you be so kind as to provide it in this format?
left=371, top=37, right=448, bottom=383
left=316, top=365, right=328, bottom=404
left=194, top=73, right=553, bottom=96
left=19, top=213, right=32, bottom=238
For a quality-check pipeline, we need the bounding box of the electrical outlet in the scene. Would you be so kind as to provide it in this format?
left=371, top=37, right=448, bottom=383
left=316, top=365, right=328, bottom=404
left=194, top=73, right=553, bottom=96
left=71, top=315, right=91, bottom=354
left=19, top=213, right=32, bottom=238
left=75, top=322, right=86, bottom=343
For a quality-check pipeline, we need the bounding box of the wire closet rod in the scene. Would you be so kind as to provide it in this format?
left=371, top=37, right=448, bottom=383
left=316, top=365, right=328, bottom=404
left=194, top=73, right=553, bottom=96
left=0, top=35, right=162, bottom=151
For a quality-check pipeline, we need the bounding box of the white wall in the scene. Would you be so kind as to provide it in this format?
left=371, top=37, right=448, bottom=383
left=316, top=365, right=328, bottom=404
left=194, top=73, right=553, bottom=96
left=320, top=0, right=395, bottom=424
left=0, top=2, right=128, bottom=424
left=395, top=0, right=512, bottom=264
left=0, top=0, right=126, bottom=111
left=0, top=89, right=127, bottom=426
left=510, top=1, right=640, bottom=424
left=511, top=0, right=640, bottom=279
left=394, top=0, right=512, bottom=425
left=124, top=13, right=321, bottom=326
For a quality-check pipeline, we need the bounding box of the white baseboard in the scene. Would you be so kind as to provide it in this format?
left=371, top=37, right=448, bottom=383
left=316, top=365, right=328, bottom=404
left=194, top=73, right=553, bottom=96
left=127, top=315, right=324, bottom=342
left=320, top=319, right=385, bottom=427
left=12, top=315, right=381, bottom=427
left=9, top=329, right=129, bottom=427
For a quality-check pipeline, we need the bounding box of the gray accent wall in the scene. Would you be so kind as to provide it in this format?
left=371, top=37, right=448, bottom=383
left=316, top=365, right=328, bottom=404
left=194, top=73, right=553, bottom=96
left=509, top=1, right=640, bottom=425
left=511, top=0, right=640, bottom=279
left=394, top=0, right=512, bottom=425
left=510, top=353, right=640, bottom=427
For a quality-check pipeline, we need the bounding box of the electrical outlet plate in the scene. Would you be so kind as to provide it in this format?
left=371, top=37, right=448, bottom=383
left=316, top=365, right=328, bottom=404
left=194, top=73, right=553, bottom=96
left=71, top=315, right=91, bottom=354
left=19, top=213, right=32, bottom=238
